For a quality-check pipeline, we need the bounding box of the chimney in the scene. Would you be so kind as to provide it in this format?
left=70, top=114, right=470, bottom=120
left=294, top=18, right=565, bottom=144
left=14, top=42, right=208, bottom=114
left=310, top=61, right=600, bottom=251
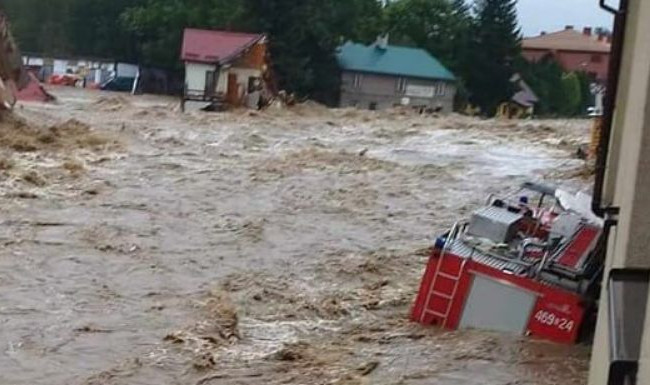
left=565, top=25, right=574, bottom=30
left=375, top=34, right=389, bottom=50
left=598, top=34, right=606, bottom=42
left=583, top=27, right=592, bottom=36
left=607, top=36, right=612, bottom=44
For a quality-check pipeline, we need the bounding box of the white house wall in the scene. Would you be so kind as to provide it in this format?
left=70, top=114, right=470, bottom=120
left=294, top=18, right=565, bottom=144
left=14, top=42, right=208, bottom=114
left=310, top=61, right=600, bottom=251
left=53, top=60, right=68, bottom=75
left=185, top=62, right=216, bottom=92
left=216, top=69, right=229, bottom=94
left=116, top=63, right=139, bottom=78
left=216, top=67, right=263, bottom=94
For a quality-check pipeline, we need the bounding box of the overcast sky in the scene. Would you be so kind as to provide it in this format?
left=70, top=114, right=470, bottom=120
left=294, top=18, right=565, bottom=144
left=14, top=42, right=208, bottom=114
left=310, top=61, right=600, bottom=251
left=517, top=0, right=615, bottom=36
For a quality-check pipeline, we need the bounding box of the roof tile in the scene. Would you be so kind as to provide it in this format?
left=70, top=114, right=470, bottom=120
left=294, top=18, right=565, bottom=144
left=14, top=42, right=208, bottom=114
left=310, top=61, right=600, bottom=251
left=181, top=29, right=264, bottom=64
left=337, top=42, right=455, bottom=81
left=522, top=29, right=610, bottom=53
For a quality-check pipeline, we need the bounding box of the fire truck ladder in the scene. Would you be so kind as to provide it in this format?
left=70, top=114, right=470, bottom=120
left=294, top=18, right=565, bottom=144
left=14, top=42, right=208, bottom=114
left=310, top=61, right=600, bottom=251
left=419, top=222, right=469, bottom=328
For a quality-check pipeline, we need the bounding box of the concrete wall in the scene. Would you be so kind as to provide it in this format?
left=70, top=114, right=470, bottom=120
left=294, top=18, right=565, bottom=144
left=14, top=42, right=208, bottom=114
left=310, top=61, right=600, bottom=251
left=523, top=48, right=610, bottom=81
left=340, top=71, right=456, bottom=112
left=588, top=0, right=650, bottom=383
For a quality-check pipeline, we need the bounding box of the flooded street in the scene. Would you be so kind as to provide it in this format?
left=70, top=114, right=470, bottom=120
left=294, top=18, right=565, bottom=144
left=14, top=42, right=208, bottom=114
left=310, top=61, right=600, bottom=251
left=0, top=87, right=591, bottom=385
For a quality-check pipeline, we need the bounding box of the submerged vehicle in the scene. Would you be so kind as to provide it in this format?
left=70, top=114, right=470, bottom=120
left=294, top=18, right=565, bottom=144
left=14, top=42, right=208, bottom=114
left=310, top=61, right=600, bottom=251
left=100, top=76, right=136, bottom=92
left=412, top=182, right=604, bottom=344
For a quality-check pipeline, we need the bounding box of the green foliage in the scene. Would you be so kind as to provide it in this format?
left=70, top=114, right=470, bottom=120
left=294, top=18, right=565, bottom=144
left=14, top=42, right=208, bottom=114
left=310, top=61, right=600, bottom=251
left=3, top=0, right=145, bottom=59
left=121, top=0, right=244, bottom=68
left=240, top=0, right=384, bottom=104
left=3, top=0, right=580, bottom=115
left=560, top=72, right=582, bottom=116
left=466, top=0, right=521, bottom=115
left=516, top=54, right=595, bottom=117
left=3, top=0, right=74, bottom=55
left=385, top=0, right=473, bottom=109
left=517, top=55, right=561, bottom=116
left=576, top=71, right=594, bottom=116
left=386, top=0, right=459, bottom=67
left=386, top=0, right=521, bottom=114
left=387, top=0, right=472, bottom=72
left=4, top=0, right=386, bottom=103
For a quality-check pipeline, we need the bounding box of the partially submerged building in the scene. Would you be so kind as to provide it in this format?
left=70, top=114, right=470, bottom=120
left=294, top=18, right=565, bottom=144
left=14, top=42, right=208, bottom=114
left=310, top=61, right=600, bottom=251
left=181, top=29, right=269, bottom=109
left=336, top=38, right=456, bottom=112
left=497, top=74, right=539, bottom=119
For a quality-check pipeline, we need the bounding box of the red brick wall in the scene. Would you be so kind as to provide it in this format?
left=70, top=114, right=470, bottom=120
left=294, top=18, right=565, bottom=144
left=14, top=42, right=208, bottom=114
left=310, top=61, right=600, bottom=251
left=232, top=42, right=267, bottom=70
left=523, top=49, right=610, bottom=81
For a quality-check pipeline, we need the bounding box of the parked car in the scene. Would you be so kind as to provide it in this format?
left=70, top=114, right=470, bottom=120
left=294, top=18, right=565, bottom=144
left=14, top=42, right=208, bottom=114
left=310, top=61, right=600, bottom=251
left=100, top=77, right=135, bottom=92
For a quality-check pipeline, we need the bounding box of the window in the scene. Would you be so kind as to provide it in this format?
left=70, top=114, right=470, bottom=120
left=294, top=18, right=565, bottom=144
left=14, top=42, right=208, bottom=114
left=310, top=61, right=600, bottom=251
left=435, top=83, right=446, bottom=97
left=248, top=76, right=261, bottom=92
left=396, top=77, right=408, bottom=94
left=353, top=74, right=363, bottom=89
left=591, top=54, right=603, bottom=63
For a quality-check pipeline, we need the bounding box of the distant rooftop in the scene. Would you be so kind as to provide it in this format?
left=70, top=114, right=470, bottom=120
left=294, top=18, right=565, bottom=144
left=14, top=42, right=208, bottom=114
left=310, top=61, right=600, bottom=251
left=337, top=41, right=455, bottom=81
left=181, top=29, right=264, bottom=64
left=523, top=26, right=611, bottom=53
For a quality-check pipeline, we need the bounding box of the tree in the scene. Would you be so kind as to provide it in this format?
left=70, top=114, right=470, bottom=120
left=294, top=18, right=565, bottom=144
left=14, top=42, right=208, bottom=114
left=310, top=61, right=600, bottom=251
left=4, top=0, right=145, bottom=60
left=121, top=0, right=245, bottom=68
left=516, top=53, right=599, bottom=117
left=68, top=0, right=146, bottom=61
left=386, top=0, right=467, bottom=70
left=241, top=0, right=384, bottom=104
left=3, top=0, right=74, bottom=55
left=385, top=0, right=473, bottom=110
left=466, top=0, right=521, bottom=115
left=576, top=71, right=594, bottom=116
left=560, top=72, right=582, bottom=116
left=517, top=54, right=563, bottom=116
left=5, top=0, right=385, bottom=102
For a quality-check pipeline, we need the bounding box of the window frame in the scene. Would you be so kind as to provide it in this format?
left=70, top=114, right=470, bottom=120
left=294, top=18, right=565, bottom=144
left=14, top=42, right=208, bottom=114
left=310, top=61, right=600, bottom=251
left=434, top=82, right=446, bottom=97
left=396, top=77, right=408, bottom=94
left=353, top=73, right=363, bottom=89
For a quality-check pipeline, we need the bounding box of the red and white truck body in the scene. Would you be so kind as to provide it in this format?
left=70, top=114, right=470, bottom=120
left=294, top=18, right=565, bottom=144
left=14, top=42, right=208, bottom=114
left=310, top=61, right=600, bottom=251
left=412, top=183, right=603, bottom=344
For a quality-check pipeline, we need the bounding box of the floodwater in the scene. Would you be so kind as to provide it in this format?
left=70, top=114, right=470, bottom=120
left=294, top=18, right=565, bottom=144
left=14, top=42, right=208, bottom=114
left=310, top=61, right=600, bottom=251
left=0, top=87, right=592, bottom=385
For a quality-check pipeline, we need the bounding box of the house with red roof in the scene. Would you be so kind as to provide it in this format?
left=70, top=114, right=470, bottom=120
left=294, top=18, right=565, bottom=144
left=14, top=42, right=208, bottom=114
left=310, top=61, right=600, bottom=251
left=181, top=28, right=269, bottom=109
left=522, top=26, right=611, bottom=82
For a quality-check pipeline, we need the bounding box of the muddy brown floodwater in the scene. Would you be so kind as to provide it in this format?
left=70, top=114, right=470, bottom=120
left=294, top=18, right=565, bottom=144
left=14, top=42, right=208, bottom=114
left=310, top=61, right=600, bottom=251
left=0, top=87, right=593, bottom=385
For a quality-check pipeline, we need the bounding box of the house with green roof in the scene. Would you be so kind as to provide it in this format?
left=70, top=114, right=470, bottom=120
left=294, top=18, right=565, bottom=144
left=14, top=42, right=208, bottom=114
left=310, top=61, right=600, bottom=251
left=336, top=37, right=457, bottom=112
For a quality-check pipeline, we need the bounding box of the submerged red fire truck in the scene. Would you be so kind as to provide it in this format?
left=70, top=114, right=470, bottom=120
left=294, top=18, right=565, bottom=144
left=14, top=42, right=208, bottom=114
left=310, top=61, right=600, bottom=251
left=412, top=182, right=604, bottom=344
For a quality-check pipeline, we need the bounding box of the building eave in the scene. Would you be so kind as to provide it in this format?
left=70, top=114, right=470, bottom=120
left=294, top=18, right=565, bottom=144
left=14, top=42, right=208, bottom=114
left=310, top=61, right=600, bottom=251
left=341, top=67, right=456, bottom=82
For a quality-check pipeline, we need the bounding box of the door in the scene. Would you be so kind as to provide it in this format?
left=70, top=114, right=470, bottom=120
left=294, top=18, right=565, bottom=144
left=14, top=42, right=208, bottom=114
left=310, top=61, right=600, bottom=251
left=227, top=73, right=239, bottom=105
left=205, top=71, right=216, bottom=98
left=459, top=274, right=537, bottom=335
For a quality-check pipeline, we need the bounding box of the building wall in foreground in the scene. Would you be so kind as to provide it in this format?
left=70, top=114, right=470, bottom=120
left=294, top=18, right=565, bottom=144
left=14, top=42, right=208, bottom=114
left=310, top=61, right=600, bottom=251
left=588, top=0, right=650, bottom=383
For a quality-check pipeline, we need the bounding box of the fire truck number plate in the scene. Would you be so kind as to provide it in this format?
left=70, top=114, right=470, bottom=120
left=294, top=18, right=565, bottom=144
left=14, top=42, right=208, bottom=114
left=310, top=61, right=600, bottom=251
left=533, top=310, right=575, bottom=332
